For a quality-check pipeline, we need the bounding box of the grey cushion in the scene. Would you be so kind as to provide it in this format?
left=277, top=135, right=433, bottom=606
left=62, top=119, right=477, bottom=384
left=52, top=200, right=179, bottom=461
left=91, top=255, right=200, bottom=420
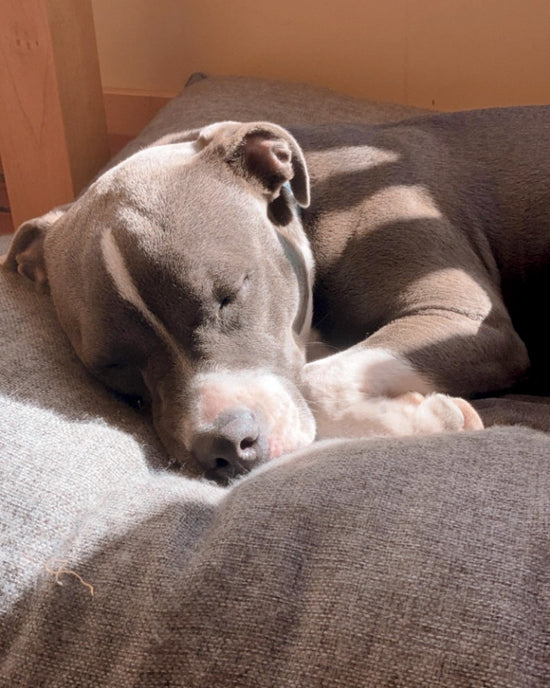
left=1, top=75, right=549, bottom=687
left=107, top=73, right=426, bottom=169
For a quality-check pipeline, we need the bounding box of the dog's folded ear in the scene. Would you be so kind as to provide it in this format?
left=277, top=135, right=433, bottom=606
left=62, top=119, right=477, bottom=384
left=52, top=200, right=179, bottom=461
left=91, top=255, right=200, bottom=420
left=1, top=206, right=67, bottom=287
left=200, top=121, right=310, bottom=207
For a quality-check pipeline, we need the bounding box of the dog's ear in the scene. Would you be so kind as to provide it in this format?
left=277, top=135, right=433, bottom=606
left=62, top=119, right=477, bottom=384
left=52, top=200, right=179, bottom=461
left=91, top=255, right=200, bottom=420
left=201, top=121, right=310, bottom=207
left=1, top=206, right=67, bottom=286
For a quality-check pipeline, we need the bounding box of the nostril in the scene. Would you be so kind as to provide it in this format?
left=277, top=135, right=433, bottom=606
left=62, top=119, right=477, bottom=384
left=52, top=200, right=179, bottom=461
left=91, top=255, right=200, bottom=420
left=240, top=436, right=257, bottom=451
left=215, top=457, right=230, bottom=470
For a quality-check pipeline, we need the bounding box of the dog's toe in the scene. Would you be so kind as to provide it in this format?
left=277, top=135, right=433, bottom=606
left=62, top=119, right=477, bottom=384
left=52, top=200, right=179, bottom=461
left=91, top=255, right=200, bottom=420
left=449, top=396, right=484, bottom=430
left=417, top=393, right=484, bottom=433
left=396, top=391, right=425, bottom=406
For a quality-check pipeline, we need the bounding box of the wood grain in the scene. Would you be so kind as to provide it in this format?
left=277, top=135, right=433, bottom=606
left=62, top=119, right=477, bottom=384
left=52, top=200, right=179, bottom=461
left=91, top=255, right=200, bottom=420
left=0, top=0, right=109, bottom=229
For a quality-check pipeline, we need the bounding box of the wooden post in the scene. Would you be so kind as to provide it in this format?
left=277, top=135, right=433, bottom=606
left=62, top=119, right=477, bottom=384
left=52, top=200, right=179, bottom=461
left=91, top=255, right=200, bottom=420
left=0, top=0, right=110, bottom=229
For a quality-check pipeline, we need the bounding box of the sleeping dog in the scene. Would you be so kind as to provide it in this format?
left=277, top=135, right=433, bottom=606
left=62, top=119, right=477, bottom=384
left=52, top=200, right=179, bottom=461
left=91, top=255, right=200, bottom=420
left=4, top=105, right=549, bottom=480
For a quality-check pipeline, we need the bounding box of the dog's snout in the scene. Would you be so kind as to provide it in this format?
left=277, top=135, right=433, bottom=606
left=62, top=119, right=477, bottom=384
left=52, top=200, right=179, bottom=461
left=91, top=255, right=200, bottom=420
left=191, top=408, right=267, bottom=480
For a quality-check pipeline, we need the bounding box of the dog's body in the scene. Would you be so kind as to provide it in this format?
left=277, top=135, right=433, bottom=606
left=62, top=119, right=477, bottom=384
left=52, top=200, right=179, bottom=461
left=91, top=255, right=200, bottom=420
left=4, top=102, right=550, bottom=480
left=298, top=107, right=550, bottom=434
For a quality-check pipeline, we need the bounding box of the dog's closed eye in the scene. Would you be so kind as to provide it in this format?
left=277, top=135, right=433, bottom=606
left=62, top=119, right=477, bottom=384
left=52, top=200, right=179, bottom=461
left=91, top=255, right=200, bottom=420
left=115, top=391, right=147, bottom=411
left=218, top=295, right=233, bottom=310
left=216, top=273, right=250, bottom=311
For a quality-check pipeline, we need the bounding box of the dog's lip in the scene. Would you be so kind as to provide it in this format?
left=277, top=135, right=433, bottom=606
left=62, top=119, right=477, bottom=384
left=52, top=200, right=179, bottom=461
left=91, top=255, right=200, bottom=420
left=266, top=433, right=296, bottom=459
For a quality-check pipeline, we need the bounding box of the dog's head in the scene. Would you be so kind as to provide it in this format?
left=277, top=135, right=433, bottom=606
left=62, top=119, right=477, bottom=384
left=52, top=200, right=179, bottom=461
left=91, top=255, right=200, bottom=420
left=4, top=122, right=316, bottom=481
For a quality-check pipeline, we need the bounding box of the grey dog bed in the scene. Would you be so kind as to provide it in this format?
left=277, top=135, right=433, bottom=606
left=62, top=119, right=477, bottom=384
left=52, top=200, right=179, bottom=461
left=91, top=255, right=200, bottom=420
left=1, top=75, right=549, bottom=687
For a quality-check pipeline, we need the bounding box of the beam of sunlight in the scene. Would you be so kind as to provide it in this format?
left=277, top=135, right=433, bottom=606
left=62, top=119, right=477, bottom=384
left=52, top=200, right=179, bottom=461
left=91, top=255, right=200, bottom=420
left=363, top=183, right=442, bottom=224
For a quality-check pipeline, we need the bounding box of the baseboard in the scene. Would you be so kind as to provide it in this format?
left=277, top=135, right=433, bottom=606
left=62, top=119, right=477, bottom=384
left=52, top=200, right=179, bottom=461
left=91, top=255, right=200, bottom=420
left=103, top=89, right=175, bottom=138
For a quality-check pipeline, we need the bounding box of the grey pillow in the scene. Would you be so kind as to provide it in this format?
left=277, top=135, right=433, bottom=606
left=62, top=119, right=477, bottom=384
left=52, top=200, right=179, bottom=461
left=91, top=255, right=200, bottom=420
left=2, top=417, right=549, bottom=686
left=107, top=73, right=426, bottom=168
left=1, top=76, right=549, bottom=687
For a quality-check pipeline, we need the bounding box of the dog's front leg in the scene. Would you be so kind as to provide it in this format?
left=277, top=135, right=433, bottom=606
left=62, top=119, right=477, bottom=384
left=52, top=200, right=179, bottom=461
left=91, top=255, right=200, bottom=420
left=302, top=344, right=483, bottom=439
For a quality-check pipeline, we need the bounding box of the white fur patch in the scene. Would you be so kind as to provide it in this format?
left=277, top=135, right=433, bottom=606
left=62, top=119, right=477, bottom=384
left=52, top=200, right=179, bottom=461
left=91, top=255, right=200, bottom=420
left=304, top=346, right=432, bottom=398
left=302, top=346, right=482, bottom=438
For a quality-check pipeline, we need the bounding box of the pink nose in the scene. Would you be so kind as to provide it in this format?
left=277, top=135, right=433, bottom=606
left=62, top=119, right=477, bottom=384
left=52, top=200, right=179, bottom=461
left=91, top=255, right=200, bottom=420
left=191, top=407, right=267, bottom=481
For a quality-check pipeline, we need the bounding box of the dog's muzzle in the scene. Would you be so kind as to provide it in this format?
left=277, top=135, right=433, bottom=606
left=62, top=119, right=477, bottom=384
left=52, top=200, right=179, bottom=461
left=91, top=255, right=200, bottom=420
left=185, top=370, right=317, bottom=481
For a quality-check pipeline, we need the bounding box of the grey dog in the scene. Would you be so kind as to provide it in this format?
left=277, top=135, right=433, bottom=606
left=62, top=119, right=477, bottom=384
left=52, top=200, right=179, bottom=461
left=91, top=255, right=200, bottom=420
left=4, top=98, right=549, bottom=480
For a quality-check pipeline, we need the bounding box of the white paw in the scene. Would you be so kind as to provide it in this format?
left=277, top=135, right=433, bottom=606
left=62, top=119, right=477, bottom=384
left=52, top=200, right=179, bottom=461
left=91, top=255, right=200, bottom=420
left=301, top=349, right=483, bottom=439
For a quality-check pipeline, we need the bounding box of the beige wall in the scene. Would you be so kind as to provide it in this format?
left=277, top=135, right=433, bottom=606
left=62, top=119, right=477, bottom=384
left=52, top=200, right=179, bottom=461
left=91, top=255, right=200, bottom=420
left=91, top=0, right=550, bottom=110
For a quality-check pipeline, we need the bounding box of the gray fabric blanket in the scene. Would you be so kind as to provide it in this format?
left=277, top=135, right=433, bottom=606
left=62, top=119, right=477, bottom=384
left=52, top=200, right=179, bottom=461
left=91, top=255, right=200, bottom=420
left=1, top=75, right=549, bottom=687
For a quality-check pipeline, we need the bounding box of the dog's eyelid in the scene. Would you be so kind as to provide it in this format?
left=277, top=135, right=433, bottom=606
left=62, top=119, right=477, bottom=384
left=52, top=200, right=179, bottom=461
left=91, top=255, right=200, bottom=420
left=216, top=272, right=251, bottom=309
left=219, top=295, right=232, bottom=310
left=93, top=359, right=124, bottom=373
